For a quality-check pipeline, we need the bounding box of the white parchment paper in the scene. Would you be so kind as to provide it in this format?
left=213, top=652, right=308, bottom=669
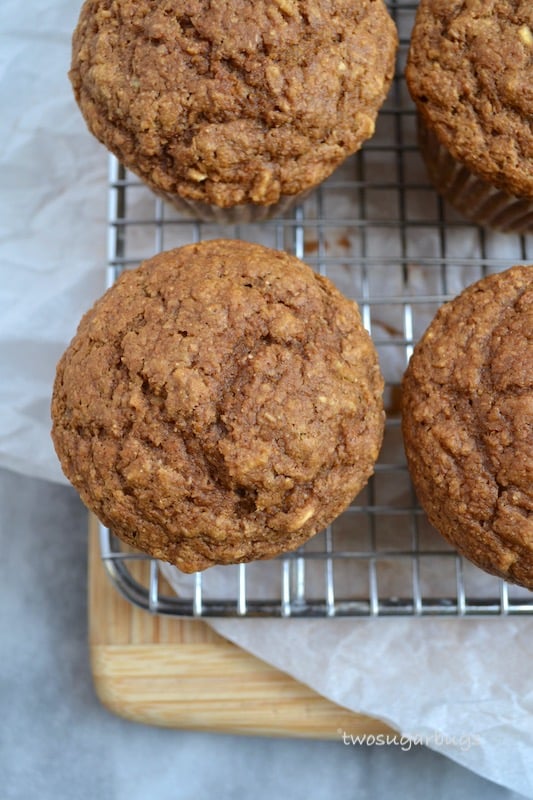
left=1, top=1, right=532, bottom=795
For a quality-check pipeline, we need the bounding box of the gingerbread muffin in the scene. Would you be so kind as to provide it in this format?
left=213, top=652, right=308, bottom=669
left=69, top=0, right=397, bottom=222
left=51, top=240, right=385, bottom=572
left=401, top=266, right=533, bottom=589
left=406, top=1, right=533, bottom=233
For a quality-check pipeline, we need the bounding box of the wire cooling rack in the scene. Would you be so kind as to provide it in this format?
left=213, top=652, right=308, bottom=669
left=99, top=1, right=533, bottom=617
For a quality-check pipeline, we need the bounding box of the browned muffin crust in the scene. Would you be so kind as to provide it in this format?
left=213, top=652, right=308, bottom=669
left=406, top=0, right=533, bottom=199
left=70, top=0, right=397, bottom=208
left=51, top=240, right=385, bottom=572
left=401, top=266, right=533, bottom=589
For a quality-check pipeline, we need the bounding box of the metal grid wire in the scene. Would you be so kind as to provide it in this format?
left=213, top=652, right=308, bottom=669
left=99, top=1, right=533, bottom=617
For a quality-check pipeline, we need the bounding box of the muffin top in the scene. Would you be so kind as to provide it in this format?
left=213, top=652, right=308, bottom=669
left=401, top=266, right=533, bottom=589
left=70, top=0, right=397, bottom=208
left=406, top=0, right=533, bottom=198
left=51, top=240, right=384, bottom=572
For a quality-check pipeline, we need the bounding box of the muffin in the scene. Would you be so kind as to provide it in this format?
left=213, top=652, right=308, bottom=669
left=401, top=266, right=533, bottom=589
left=51, top=239, right=385, bottom=572
left=406, top=1, right=533, bottom=233
left=69, top=0, right=397, bottom=223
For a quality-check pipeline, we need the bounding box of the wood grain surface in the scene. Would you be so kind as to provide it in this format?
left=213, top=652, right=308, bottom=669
left=89, top=515, right=394, bottom=738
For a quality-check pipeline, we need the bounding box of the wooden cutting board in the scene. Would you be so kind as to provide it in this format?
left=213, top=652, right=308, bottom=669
left=89, top=515, right=394, bottom=738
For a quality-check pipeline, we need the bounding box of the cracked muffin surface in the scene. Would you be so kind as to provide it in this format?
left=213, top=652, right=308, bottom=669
left=51, top=240, right=385, bottom=571
left=406, top=0, right=533, bottom=198
left=401, top=266, right=533, bottom=589
left=69, top=0, right=397, bottom=209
